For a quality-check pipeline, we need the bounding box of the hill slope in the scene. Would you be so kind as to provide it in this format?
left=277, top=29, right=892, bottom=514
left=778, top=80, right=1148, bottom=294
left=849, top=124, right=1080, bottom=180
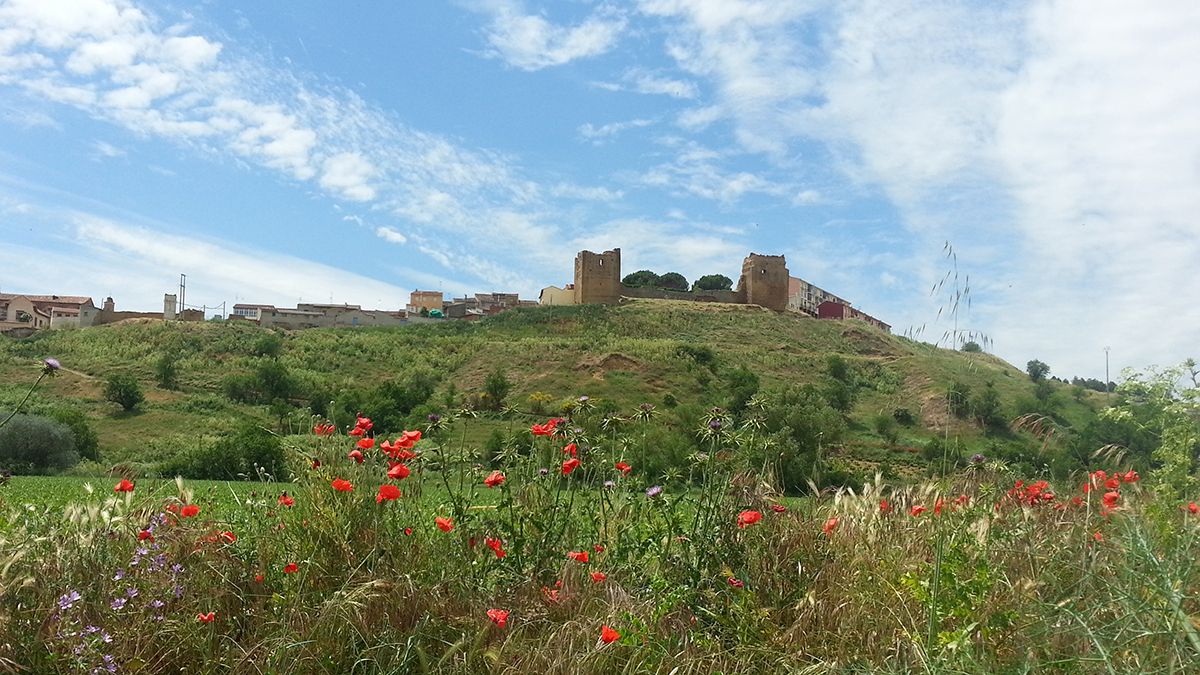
left=0, top=300, right=1104, bottom=482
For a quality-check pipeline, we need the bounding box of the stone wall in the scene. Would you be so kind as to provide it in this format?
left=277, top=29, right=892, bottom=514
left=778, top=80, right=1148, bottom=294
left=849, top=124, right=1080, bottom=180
left=574, top=248, right=622, bottom=305
left=619, top=285, right=744, bottom=304
left=737, top=253, right=789, bottom=311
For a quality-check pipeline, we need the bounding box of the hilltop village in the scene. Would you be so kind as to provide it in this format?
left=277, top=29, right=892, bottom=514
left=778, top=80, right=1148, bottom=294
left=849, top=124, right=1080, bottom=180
left=1, top=249, right=888, bottom=336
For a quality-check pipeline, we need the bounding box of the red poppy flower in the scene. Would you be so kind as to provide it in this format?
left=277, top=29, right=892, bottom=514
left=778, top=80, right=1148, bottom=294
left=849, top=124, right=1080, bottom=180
left=879, top=499, right=891, bottom=513
left=1123, top=470, right=1140, bottom=483
left=197, top=612, right=216, bottom=623
left=562, top=457, right=581, bottom=475
left=600, top=625, right=620, bottom=644
left=376, top=484, right=402, bottom=503
left=137, top=529, right=153, bottom=541
left=181, top=504, right=200, bottom=518
left=727, top=577, right=745, bottom=588
left=387, top=463, right=411, bottom=480
left=542, top=586, right=560, bottom=603
left=531, top=418, right=560, bottom=436
left=313, top=422, right=336, bottom=436
left=331, top=478, right=354, bottom=492
left=278, top=493, right=295, bottom=507
left=484, top=470, right=506, bottom=488
left=591, top=571, right=607, bottom=583
left=404, top=527, right=413, bottom=535
left=615, top=461, right=632, bottom=475
left=1103, top=491, right=1120, bottom=508
left=934, top=498, right=946, bottom=515
left=354, top=415, right=373, bottom=431
left=485, top=537, right=507, bottom=558
left=283, top=562, right=298, bottom=574
left=436, top=517, right=454, bottom=532
left=1189, top=502, right=1200, bottom=515
left=736, top=510, right=762, bottom=529
left=1071, top=496, right=1083, bottom=506
left=563, top=443, right=578, bottom=457
left=593, top=544, right=605, bottom=552
left=114, top=479, right=135, bottom=493
left=822, top=517, right=839, bottom=535
left=311, top=459, right=322, bottom=469
left=910, top=505, right=927, bottom=517
left=1104, top=477, right=1119, bottom=490
left=487, top=608, right=509, bottom=628
left=356, top=438, right=375, bottom=451
left=348, top=427, right=364, bottom=438
left=347, top=449, right=365, bottom=463
left=254, top=574, right=264, bottom=583
left=567, top=550, right=589, bottom=563
left=953, top=494, right=970, bottom=506
left=399, top=429, right=421, bottom=447
left=770, top=503, right=786, bottom=513
left=219, top=531, right=236, bottom=544
left=1092, top=531, right=1104, bottom=542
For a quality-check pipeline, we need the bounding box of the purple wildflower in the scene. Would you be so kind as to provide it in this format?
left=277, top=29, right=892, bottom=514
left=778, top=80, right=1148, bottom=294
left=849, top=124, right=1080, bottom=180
left=970, top=453, right=986, bottom=465
left=58, top=591, right=81, bottom=610
left=603, top=480, right=616, bottom=489
left=110, top=598, right=126, bottom=610
left=125, top=587, right=138, bottom=599
left=427, top=413, right=441, bottom=423
left=43, top=358, right=61, bottom=374
left=112, top=570, right=124, bottom=581
left=708, top=419, right=722, bottom=430
left=646, top=485, right=663, bottom=498
left=538, top=468, right=549, bottom=477
left=149, top=599, right=164, bottom=609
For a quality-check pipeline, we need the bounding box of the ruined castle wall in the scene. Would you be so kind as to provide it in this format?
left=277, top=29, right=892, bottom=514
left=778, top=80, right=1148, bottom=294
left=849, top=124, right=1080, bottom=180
left=619, top=286, right=743, bottom=304
left=573, top=249, right=622, bottom=305
left=737, top=254, right=789, bottom=311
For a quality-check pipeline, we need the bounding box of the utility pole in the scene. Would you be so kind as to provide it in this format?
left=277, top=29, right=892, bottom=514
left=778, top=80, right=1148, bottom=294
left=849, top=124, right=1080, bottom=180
left=1104, top=346, right=1111, bottom=393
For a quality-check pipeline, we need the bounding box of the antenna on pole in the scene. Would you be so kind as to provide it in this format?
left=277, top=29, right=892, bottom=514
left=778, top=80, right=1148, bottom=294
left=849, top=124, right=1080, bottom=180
left=179, top=274, right=187, bottom=312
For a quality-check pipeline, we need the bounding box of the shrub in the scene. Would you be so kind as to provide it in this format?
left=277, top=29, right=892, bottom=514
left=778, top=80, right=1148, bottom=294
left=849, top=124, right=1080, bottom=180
left=103, top=373, right=144, bottom=412
left=44, top=406, right=99, bottom=462
left=252, top=332, right=284, bottom=358
left=0, top=414, right=78, bottom=473
left=873, top=414, right=900, bottom=445
left=155, top=353, right=179, bottom=389
left=826, top=355, right=852, bottom=384
left=893, top=407, right=917, bottom=426
left=972, top=382, right=1006, bottom=430
left=961, top=341, right=982, bottom=352
left=947, top=381, right=972, bottom=418
left=725, top=366, right=760, bottom=416
left=676, top=343, right=716, bottom=368
left=163, top=423, right=286, bottom=481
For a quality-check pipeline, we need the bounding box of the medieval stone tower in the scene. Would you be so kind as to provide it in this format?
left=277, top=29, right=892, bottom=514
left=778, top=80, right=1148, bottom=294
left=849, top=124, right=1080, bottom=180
left=737, top=253, right=789, bottom=311
left=574, top=248, right=622, bottom=305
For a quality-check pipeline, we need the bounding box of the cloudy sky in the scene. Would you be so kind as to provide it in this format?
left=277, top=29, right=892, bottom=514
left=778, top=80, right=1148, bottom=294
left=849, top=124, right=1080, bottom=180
left=1, top=0, right=1197, bottom=381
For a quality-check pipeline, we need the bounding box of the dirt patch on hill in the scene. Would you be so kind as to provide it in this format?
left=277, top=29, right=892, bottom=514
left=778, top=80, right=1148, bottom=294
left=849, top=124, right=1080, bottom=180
left=575, top=353, right=643, bottom=374
left=841, top=325, right=895, bottom=356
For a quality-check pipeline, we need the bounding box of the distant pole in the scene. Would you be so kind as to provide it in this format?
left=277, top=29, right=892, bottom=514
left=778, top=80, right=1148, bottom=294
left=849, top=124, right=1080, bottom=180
left=1104, top=346, right=1111, bottom=393
left=179, top=273, right=186, bottom=315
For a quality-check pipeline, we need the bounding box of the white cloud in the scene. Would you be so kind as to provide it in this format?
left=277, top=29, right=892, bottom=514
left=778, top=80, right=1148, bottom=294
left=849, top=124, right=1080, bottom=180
left=591, top=67, right=699, bottom=98
left=375, top=225, right=407, bottom=244
left=91, top=139, right=125, bottom=158
left=550, top=182, right=624, bottom=201
left=319, top=152, right=376, bottom=202
left=480, top=2, right=626, bottom=71
left=0, top=213, right=416, bottom=310
left=578, top=117, right=654, bottom=143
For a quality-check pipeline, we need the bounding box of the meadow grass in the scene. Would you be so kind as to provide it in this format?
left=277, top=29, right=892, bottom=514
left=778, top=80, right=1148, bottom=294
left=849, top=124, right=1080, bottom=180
left=1, top=409, right=1197, bottom=674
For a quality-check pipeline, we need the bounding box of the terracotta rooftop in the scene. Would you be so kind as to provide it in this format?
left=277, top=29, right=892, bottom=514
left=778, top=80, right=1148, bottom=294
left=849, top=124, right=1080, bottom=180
left=0, top=293, right=94, bottom=305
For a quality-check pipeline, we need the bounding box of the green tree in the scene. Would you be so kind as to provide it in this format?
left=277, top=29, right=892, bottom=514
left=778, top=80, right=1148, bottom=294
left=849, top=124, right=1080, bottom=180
left=104, top=373, right=144, bottom=412
left=622, top=270, right=659, bottom=287
left=693, top=274, right=733, bottom=291
left=45, top=406, right=99, bottom=462
left=483, top=368, right=512, bottom=411
left=656, top=272, right=689, bottom=291
left=1026, top=359, right=1050, bottom=382
left=961, top=341, right=982, bottom=353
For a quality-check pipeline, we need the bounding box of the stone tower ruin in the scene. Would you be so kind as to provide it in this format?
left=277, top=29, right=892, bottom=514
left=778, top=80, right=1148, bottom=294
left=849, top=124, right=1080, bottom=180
left=737, top=253, right=789, bottom=311
left=573, top=248, right=622, bottom=305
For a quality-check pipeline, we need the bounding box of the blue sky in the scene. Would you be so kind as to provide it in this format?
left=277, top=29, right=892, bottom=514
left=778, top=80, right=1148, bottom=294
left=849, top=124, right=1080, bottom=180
left=1, top=0, right=1197, bottom=381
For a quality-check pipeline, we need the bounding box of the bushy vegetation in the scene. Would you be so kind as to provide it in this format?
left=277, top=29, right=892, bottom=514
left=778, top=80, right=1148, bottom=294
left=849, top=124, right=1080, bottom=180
left=0, top=414, right=79, bottom=473
left=103, top=373, right=144, bottom=411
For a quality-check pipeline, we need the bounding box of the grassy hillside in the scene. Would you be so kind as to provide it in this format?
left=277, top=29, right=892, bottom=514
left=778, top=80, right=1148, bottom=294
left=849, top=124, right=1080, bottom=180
left=0, top=299, right=1105, bottom=482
